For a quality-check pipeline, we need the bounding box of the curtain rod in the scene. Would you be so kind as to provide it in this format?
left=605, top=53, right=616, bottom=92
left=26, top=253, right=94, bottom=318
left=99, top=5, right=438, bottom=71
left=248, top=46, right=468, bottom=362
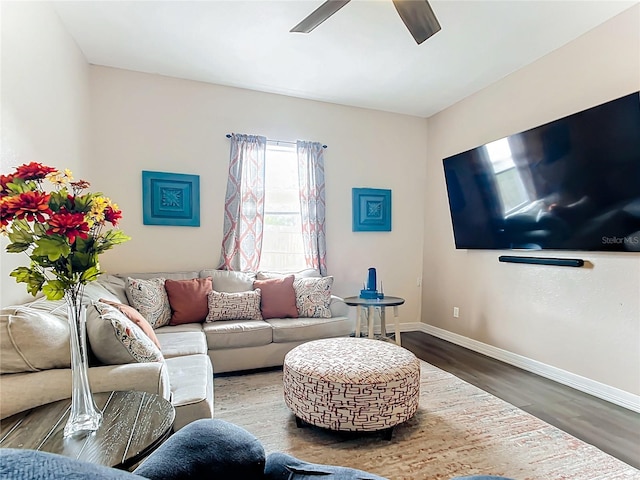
left=225, top=134, right=327, bottom=149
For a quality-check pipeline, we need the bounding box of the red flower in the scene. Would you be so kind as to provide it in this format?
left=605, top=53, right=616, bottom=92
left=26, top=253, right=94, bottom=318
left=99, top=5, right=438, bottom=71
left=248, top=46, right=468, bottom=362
left=0, top=198, right=11, bottom=226
left=0, top=174, right=14, bottom=194
left=15, top=162, right=57, bottom=181
left=4, top=191, right=52, bottom=223
left=46, top=210, right=89, bottom=244
left=104, top=206, right=123, bottom=226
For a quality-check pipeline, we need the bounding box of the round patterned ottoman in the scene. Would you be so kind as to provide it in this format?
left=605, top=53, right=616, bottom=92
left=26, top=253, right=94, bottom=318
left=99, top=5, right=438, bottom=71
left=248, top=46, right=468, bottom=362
left=283, top=337, right=420, bottom=439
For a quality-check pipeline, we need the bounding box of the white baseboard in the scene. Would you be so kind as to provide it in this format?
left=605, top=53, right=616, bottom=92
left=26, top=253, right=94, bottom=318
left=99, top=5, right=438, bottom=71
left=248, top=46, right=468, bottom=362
left=397, top=322, right=640, bottom=413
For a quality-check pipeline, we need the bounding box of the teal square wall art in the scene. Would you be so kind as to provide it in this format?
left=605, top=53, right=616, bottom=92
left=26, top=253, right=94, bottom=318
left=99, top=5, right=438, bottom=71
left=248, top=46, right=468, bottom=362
left=142, top=171, right=200, bottom=227
left=352, top=188, right=391, bottom=232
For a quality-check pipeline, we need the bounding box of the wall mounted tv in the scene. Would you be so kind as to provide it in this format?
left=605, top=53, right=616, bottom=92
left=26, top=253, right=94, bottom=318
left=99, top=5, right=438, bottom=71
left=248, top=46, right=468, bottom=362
left=443, top=92, right=640, bottom=252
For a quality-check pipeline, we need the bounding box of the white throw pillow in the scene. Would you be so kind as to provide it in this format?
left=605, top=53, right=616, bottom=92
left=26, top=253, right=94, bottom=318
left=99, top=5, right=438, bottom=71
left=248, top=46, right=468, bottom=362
left=206, top=289, right=263, bottom=321
left=126, top=277, right=171, bottom=329
left=88, top=302, right=164, bottom=365
left=293, top=276, right=334, bottom=318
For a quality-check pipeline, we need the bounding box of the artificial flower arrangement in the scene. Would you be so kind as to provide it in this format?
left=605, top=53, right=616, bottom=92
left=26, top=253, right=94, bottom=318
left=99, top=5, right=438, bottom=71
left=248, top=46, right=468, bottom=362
left=0, top=162, right=130, bottom=302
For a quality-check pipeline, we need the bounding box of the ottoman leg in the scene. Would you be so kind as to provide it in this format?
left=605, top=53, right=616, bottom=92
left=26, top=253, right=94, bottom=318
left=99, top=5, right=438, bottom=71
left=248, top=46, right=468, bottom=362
left=295, top=416, right=308, bottom=428
left=382, top=427, right=394, bottom=441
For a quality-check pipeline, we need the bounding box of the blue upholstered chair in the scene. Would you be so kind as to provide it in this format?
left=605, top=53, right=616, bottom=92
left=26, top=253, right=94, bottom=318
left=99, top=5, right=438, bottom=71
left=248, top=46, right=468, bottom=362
left=0, top=419, right=385, bottom=480
left=0, top=419, right=515, bottom=480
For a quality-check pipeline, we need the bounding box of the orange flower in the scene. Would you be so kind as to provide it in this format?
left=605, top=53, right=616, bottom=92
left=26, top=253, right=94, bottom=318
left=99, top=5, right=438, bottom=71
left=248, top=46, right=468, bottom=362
left=15, top=162, right=57, bottom=181
left=46, top=210, right=90, bottom=244
left=5, top=191, right=52, bottom=223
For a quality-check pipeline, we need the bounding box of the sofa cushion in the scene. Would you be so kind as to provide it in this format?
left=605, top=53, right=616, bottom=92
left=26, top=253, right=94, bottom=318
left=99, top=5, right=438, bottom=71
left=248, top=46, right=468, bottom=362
left=253, top=275, right=298, bottom=320
left=164, top=354, right=214, bottom=430
left=0, top=306, right=70, bottom=373
left=98, top=298, right=161, bottom=349
left=206, top=290, right=263, bottom=322
left=265, top=316, right=353, bottom=343
left=82, top=282, right=122, bottom=305
left=97, top=274, right=130, bottom=304
left=202, top=320, right=272, bottom=349
left=165, top=277, right=212, bottom=325
left=200, top=269, right=256, bottom=293
left=154, top=323, right=205, bottom=334
left=122, top=271, right=199, bottom=281
left=88, top=302, right=164, bottom=365
left=155, top=331, right=208, bottom=358
left=126, top=277, right=172, bottom=328
left=293, top=276, right=334, bottom=318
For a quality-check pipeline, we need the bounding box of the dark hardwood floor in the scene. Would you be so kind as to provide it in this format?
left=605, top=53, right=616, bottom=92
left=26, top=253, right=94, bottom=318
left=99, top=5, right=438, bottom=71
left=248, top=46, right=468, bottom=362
left=401, top=331, right=640, bottom=469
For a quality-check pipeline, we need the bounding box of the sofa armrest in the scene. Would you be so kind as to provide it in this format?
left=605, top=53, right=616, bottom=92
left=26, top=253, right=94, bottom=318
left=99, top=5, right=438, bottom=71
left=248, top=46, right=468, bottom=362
left=0, top=362, right=170, bottom=419
left=329, top=295, right=348, bottom=318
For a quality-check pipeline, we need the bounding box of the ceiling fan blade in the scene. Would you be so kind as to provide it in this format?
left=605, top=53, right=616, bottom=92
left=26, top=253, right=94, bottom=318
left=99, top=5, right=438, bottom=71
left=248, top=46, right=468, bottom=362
left=290, top=0, right=351, bottom=33
left=392, top=0, right=441, bottom=45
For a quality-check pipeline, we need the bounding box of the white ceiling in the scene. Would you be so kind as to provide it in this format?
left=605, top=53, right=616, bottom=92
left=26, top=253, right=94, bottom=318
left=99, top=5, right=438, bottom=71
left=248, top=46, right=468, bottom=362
left=52, top=0, right=637, bottom=118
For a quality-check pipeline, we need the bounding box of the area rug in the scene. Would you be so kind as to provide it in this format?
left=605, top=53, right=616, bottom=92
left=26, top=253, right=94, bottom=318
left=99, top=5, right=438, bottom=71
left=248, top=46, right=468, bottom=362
left=213, top=361, right=640, bottom=480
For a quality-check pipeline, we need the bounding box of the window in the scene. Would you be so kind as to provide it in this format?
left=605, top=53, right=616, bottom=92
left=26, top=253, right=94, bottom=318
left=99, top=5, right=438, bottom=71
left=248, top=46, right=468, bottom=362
left=485, top=138, right=530, bottom=214
left=259, top=142, right=307, bottom=272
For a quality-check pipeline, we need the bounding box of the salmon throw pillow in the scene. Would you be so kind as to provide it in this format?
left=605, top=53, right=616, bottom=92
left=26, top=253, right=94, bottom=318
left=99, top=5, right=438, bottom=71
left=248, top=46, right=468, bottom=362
left=164, top=277, right=213, bottom=325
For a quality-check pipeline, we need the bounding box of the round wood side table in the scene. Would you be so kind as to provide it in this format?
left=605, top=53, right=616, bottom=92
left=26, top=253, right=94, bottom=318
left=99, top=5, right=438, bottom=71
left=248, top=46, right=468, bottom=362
left=343, top=295, right=405, bottom=346
left=0, top=390, right=175, bottom=470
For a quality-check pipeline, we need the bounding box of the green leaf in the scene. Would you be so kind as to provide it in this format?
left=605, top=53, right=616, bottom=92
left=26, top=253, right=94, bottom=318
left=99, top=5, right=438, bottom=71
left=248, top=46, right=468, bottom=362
left=73, top=194, right=94, bottom=213
left=10, top=266, right=33, bottom=283
left=6, top=177, right=32, bottom=194
left=48, top=190, right=68, bottom=212
left=32, top=236, right=71, bottom=261
left=70, top=251, right=97, bottom=271
left=104, top=230, right=131, bottom=246
left=42, top=280, right=66, bottom=301
left=33, top=222, right=47, bottom=236
left=10, top=267, right=45, bottom=297
left=7, top=226, right=33, bottom=245
left=80, top=266, right=101, bottom=283
left=74, top=236, right=94, bottom=254
left=6, top=242, right=30, bottom=253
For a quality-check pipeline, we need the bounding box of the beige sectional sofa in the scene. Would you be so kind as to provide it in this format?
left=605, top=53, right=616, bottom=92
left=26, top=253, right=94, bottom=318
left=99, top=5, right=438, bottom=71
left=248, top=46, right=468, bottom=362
left=0, top=269, right=352, bottom=430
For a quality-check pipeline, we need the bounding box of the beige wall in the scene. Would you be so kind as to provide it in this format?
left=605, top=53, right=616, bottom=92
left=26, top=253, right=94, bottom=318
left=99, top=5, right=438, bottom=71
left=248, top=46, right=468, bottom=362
left=0, top=2, right=91, bottom=306
left=423, top=6, right=640, bottom=396
left=88, top=66, right=428, bottom=325
left=1, top=0, right=637, bottom=399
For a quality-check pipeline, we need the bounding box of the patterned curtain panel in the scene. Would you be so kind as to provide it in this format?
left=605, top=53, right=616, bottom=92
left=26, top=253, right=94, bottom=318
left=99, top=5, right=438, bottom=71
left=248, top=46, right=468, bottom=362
left=218, top=134, right=267, bottom=271
left=297, top=141, right=327, bottom=276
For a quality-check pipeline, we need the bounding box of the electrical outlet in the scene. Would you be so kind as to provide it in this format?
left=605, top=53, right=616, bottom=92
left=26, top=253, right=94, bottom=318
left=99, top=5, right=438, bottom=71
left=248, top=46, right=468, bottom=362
left=453, top=307, right=460, bottom=318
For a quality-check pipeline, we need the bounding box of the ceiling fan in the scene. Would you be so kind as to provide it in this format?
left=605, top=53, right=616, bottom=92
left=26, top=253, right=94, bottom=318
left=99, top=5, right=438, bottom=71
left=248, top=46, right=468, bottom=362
left=290, top=0, right=441, bottom=45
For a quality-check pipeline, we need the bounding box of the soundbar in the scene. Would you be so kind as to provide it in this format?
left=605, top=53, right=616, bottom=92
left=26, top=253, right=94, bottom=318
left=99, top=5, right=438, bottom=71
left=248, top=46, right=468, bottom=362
left=498, top=256, right=584, bottom=267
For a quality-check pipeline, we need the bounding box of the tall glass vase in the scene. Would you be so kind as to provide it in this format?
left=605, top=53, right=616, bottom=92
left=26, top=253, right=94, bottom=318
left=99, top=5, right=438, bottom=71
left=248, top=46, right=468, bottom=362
left=64, top=292, right=102, bottom=437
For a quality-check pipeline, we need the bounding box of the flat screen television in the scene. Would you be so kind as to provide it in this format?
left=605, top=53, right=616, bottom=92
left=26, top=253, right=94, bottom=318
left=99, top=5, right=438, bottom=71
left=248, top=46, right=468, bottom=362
left=442, top=91, right=640, bottom=252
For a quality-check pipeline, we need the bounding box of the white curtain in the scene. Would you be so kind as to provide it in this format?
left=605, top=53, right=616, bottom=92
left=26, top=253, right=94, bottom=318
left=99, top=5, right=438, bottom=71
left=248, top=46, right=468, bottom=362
left=218, top=134, right=267, bottom=271
left=297, top=141, right=327, bottom=276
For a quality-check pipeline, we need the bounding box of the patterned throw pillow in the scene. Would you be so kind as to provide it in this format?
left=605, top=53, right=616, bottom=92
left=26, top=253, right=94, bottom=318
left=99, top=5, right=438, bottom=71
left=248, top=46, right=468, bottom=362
left=293, top=276, right=334, bottom=318
left=206, top=289, right=263, bottom=322
left=88, top=302, right=164, bottom=365
left=98, top=298, right=162, bottom=349
left=126, top=277, right=171, bottom=329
